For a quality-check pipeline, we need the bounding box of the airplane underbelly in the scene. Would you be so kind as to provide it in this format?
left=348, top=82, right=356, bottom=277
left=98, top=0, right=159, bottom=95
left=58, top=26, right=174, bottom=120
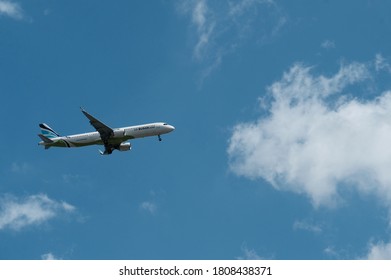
left=125, top=127, right=156, bottom=139
left=66, top=134, right=102, bottom=147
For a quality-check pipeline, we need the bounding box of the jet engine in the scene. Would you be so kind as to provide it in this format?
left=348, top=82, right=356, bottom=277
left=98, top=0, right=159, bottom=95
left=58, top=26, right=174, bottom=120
left=118, top=142, right=132, bottom=151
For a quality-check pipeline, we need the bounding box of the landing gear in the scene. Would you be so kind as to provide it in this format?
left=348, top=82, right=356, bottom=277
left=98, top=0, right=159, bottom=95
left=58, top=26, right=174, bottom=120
left=158, top=135, right=162, bottom=141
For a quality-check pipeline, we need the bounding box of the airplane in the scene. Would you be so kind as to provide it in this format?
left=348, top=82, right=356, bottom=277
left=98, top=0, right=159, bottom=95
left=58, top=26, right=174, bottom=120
left=38, top=108, right=175, bottom=155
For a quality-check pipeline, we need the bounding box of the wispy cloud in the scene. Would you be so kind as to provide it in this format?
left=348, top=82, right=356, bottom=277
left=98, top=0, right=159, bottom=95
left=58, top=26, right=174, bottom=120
left=324, top=246, right=337, bottom=257
left=229, top=0, right=268, bottom=17
left=192, top=0, right=215, bottom=61
left=375, top=53, right=391, bottom=73
left=0, top=194, right=76, bottom=231
left=326, top=240, right=391, bottom=259
left=0, top=0, right=24, bottom=20
left=321, top=39, right=336, bottom=49
left=176, top=0, right=286, bottom=80
left=140, top=201, right=157, bottom=215
left=139, top=190, right=166, bottom=215
left=177, top=0, right=215, bottom=62
left=41, top=252, right=59, bottom=260
left=293, top=220, right=322, bottom=234
left=323, top=246, right=345, bottom=259
left=237, top=244, right=262, bottom=260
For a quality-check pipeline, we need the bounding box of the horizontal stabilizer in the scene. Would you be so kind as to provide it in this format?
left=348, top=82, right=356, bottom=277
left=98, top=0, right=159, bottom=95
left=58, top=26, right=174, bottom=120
left=38, top=134, right=54, bottom=144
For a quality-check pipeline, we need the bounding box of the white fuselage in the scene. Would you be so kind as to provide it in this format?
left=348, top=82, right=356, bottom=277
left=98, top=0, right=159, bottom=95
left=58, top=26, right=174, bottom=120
left=39, top=122, right=175, bottom=148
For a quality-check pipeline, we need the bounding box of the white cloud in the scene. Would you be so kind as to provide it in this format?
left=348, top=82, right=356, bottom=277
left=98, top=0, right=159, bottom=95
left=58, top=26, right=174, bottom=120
left=0, top=0, right=23, bottom=20
left=228, top=60, right=391, bottom=257
left=140, top=201, right=157, bottom=215
left=61, top=201, right=76, bottom=212
left=366, top=241, right=391, bottom=259
left=139, top=190, right=166, bottom=215
left=238, top=244, right=262, bottom=260
left=375, top=53, right=391, bottom=73
left=321, top=39, right=335, bottom=49
left=323, top=246, right=340, bottom=258
left=0, top=194, right=76, bottom=231
left=41, top=252, right=58, bottom=260
left=293, top=220, right=322, bottom=233
left=228, top=60, right=391, bottom=208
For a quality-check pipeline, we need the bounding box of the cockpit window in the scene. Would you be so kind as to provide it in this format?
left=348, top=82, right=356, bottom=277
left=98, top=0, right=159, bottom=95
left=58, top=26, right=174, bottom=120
left=163, top=123, right=168, bottom=125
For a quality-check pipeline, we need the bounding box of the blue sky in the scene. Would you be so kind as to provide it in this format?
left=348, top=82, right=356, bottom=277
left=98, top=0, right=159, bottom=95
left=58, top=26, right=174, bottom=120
left=1, top=0, right=391, bottom=260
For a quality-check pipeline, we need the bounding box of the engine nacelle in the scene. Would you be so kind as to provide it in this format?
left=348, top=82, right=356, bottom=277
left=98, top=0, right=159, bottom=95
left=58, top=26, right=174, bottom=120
left=119, top=142, right=132, bottom=151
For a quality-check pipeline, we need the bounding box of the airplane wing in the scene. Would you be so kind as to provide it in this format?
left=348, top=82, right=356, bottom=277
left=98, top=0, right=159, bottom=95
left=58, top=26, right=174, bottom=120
left=81, top=108, right=114, bottom=151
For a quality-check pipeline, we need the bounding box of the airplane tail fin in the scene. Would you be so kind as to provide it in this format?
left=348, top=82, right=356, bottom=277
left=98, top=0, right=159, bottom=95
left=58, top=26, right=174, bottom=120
left=39, top=123, right=60, bottom=139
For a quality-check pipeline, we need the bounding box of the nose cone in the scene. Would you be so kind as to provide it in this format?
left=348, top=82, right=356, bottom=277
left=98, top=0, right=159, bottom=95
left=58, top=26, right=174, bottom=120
left=161, top=123, right=175, bottom=134
left=168, top=125, right=175, bottom=132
